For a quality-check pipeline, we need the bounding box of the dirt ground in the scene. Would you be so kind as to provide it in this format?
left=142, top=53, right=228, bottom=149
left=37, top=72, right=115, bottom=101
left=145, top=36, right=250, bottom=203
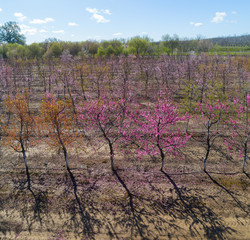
left=0, top=139, right=249, bottom=240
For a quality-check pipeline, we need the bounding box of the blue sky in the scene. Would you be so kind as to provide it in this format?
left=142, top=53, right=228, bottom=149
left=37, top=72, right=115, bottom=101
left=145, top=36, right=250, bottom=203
left=0, top=0, right=249, bottom=44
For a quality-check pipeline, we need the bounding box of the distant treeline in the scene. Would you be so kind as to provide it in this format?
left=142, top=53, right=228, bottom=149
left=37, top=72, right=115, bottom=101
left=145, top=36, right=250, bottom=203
left=209, top=34, right=250, bottom=46
left=0, top=34, right=249, bottom=60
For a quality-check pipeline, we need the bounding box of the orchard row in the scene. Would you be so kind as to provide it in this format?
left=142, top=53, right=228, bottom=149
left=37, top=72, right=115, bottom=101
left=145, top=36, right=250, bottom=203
left=0, top=54, right=249, bottom=105
left=0, top=54, right=249, bottom=180
left=1, top=88, right=249, bottom=175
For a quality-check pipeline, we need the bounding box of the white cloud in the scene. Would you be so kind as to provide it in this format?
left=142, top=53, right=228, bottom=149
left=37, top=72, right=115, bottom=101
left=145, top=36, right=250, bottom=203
left=52, top=30, right=65, bottom=34
left=20, top=24, right=37, bottom=35
left=86, top=7, right=111, bottom=23
left=14, top=12, right=27, bottom=22
left=68, top=22, right=78, bottom=26
left=190, top=22, right=203, bottom=27
left=93, top=14, right=109, bottom=23
left=0, top=8, right=2, bottom=12
left=211, top=12, right=226, bottom=23
left=113, top=32, right=122, bottom=36
left=232, top=11, right=237, bottom=15
left=102, top=9, right=111, bottom=15
left=195, top=23, right=203, bottom=27
left=40, top=29, right=47, bottom=33
left=86, top=8, right=97, bottom=14
left=30, top=17, right=54, bottom=24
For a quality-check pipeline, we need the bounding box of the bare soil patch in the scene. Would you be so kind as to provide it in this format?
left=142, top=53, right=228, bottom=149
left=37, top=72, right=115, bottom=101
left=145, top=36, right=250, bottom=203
left=0, top=139, right=249, bottom=240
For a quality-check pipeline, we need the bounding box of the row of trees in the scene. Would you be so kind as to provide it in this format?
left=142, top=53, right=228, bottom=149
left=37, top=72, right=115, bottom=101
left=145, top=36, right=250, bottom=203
left=210, top=34, right=250, bottom=47
left=2, top=22, right=249, bottom=60
left=0, top=36, right=214, bottom=60
left=0, top=54, right=249, bottom=175
left=0, top=56, right=248, bottom=234
left=1, top=88, right=249, bottom=184
left=3, top=38, right=236, bottom=61
left=0, top=55, right=248, bottom=139
left=1, top=54, right=248, bottom=105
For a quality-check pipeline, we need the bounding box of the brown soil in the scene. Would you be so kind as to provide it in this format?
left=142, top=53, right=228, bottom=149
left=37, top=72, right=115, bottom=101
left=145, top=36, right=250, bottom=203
left=0, top=139, right=249, bottom=240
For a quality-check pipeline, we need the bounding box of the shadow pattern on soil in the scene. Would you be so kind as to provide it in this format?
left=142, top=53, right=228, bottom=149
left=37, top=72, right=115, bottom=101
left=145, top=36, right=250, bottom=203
left=204, top=170, right=249, bottom=215
left=63, top=167, right=98, bottom=238
left=0, top=167, right=243, bottom=240
left=160, top=169, right=235, bottom=240
left=0, top=167, right=49, bottom=237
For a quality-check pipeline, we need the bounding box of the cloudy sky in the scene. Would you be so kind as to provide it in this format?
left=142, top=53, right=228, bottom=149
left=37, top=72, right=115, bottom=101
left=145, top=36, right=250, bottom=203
left=0, top=0, right=249, bottom=44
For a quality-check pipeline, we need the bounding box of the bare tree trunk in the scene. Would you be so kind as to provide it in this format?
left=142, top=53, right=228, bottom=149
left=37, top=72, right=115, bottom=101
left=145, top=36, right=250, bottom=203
left=108, top=139, right=115, bottom=171
left=243, top=134, right=249, bottom=172
left=161, top=157, right=165, bottom=172
left=204, top=119, right=211, bottom=172
left=243, top=91, right=249, bottom=172
left=57, top=128, right=70, bottom=169
left=99, top=121, right=115, bottom=171
left=158, top=144, right=165, bottom=171
left=203, top=147, right=210, bottom=172
left=80, top=73, right=87, bottom=100
left=157, top=120, right=166, bottom=171
left=22, top=149, right=31, bottom=188
left=63, top=147, right=69, bottom=170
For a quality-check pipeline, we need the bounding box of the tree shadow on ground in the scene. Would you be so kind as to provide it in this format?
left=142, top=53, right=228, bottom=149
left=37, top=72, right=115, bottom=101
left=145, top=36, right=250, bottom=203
left=26, top=166, right=49, bottom=227
left=204, top=171, right=249, bottom=215
left=160, top=169, right=236, bottom=239
left=112, top=169, right=148, bottom=239
left=62, top=166, right=97, bottom=239
left=60, top=168, right=184, bottom=239
left=0, top=167, right=244, bottom=240
left=0, top=167, right=49, bottom=238
left=98, top=168, right=235, bottom=240
left=243, top=170, right=250, bottom=179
